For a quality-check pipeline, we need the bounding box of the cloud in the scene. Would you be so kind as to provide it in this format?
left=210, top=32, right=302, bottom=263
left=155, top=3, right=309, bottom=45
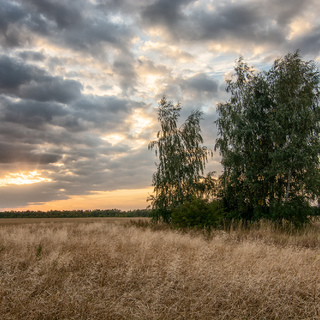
left=139, top=0, right=319, bottom=55
left=180, top=73, right=219, bottom=99
left=18, top=50, right=46, bottom=61
left=0, top=55, right=83, bottom=103
left=0, top=55, right=41, bottom=89
left=20, top=77, right=83, bottom=103
left=0, top=142, right=61, bottom=164
left=112, top=55, right=137, bottom=94
left=141, top=0, right=192, bottom=27
left=1, top=98, right=67, bottom=130
left=0, top=0, right=134, bottom=56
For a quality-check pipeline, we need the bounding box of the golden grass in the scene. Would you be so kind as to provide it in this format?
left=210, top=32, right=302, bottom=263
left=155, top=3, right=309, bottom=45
left=1, top=218, right=320, bottom=319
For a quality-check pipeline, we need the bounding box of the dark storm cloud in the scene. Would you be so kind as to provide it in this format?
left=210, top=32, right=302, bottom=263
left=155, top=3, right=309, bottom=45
left=0, top=55, right=83, bottom=103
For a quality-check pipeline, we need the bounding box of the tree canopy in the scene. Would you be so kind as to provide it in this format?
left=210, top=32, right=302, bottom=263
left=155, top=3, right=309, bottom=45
left=148, top=96, right=215, bottom=222
left=215, top=51, right=320, bottom=225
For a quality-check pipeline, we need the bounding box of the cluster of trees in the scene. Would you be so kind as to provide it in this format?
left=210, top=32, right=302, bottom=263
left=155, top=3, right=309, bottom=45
left=0, top=209, right=150, bottom=219
left=149, top=51, right=320, bottom=228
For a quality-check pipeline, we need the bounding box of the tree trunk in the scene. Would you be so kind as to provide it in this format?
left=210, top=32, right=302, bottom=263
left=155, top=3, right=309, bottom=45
left=285, top=168, right=291, bottom=202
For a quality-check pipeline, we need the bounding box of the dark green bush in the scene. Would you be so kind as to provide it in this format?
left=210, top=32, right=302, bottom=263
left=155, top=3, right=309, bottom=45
left=171, top=198, right=223, bottom=230
left=270, top=196, right=312, bottom=227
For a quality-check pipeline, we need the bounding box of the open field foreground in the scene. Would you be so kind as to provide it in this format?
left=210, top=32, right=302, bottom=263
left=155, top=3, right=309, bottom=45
left=1, top=219, right=320, bottom=319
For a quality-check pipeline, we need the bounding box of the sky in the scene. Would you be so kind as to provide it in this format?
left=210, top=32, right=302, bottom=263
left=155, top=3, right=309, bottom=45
left=0, top=0, right=319, bottom=211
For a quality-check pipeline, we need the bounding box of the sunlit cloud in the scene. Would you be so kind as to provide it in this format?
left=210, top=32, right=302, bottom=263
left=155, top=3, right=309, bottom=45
left=140, top=41, right=194, bottom=63
left=101, top=134, right=125, bottom=146
left=128, top=109, right=154, bottom=137
left=0, top=171, right=52, bottom=187
left=288, top=18, right=312, bottom=40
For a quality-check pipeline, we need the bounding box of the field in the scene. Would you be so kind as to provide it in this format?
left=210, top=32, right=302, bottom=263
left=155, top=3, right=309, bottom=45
left=1, top=218, right=320, bottom=319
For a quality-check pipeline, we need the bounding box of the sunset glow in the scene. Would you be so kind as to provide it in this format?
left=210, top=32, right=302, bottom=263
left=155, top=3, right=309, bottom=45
left=0, top=171, right=52, bottom=187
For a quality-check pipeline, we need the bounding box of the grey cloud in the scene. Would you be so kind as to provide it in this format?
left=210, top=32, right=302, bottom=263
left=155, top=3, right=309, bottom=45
left=0, top=142, right=61, bottom=164
left=2, top=99, right=67, bottom=130
left=20, top=77, right=83, bottom=104
left=0, top=1, right=29, bottom=47
left=289, top=26, right=320, bottom=56
left=57, top=95, right=131, bottom=132
left=0, top=92, right=132, bottom=136
left=191, top=3, right=286, bottom=45
left=141, top=0, right=192, bottom=28
left=24, top=0, right=84, bottom=30
left=0, top=55, right=42, bottom=90
left=0, top=0, right=134, bottom=56
left=0, top=183, right=70, bottom=209
left=138, top=58, right=171, bottom=75
left=18, top=50, right=46, bottom=61
left=139, top=0, right=315, bottom=50
left=182, top=73, right=219, bottom=95
left=74, top=95, right=130, bottom=114
left=20, top=0, right=132, bottom=54
left=113, top=56, right=137, bottom=94
left=0, top=55, right=83, bottom=103
left=271, top=0, right=309, bottom=27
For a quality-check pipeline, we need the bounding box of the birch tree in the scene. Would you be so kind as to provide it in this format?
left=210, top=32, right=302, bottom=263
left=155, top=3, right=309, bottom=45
left=148, top=96, right=214, bottom=222
left=215, top=51, right=320, bottom=225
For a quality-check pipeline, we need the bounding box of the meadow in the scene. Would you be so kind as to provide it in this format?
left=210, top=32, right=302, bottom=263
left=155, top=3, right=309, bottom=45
left=1, top=218, right=320, bottom=319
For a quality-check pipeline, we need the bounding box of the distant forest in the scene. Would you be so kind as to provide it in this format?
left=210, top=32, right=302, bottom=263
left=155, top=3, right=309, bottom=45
left=0, top=209, right=150, bottom=219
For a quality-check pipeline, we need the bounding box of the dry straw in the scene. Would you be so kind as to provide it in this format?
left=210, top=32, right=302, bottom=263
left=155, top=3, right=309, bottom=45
left=0, top=218, right=319, bottom=319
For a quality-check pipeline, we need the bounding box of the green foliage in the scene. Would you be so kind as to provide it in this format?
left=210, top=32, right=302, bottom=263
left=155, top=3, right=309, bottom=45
left=148, top=96, right=215, bottom=222
left=269, top=197, right=312, bottom=227
left=215, top=51, right=320, bottom=226
left=171, top=198, right=223, bottom=229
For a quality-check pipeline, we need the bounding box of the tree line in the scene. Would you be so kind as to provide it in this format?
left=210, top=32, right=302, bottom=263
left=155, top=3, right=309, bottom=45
left=148, top=51, right=320, bottom=228
left=0, top=209, right=150, bottom=219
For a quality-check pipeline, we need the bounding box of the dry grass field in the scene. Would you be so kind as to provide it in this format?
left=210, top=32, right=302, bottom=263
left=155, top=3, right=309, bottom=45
left=1, top=218, right=320, bottom=319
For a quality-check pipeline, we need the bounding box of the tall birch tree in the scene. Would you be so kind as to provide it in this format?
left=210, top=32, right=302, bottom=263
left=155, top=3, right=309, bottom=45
left=148, top=96, right=214, bottom=222
left=215, top=51, right=320, bottom=225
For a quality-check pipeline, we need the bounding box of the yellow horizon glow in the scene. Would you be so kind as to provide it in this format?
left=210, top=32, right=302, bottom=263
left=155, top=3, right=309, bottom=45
left=4, top=187, right=153, bottom=212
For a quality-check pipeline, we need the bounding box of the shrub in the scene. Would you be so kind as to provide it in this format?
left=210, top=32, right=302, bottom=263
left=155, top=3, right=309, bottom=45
left=171, top=198, right=223, bottom=230
left=270, top=196, right=312, bottom=228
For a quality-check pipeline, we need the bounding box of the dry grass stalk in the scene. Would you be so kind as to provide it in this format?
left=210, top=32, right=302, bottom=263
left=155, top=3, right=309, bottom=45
left=0, top=218, right=320, bottom=319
